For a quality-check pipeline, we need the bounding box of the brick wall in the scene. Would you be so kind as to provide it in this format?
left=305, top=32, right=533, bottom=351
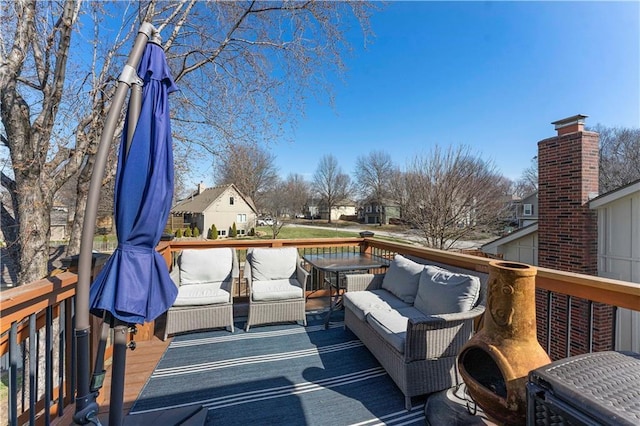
left=536, top=126, right=614, bottom=359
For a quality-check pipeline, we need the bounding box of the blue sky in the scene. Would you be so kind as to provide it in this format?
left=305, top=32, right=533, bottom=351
left=266, top=1, right=639, bottom=183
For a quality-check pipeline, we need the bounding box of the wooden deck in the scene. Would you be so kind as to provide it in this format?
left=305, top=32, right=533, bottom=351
left=53, top=293, right=331, bottom=425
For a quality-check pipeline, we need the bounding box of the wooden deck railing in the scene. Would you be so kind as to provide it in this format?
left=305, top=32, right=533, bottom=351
left=2, top=237, right=639, bottom=425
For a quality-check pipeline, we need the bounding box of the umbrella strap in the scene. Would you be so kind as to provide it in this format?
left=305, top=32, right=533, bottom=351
left=117, top=242, right=155, bottom=254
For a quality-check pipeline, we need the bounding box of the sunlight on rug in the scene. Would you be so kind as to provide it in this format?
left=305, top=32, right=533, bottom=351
left=127, top=311, right=425, bottom=425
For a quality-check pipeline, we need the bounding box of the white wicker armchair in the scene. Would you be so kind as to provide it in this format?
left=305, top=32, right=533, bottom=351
left=244, top=247, right=309, bottom=331
left=164, top=247, right=239, bottom=340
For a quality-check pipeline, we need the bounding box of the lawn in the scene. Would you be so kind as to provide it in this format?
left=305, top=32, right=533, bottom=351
left=254, top=226, right=360, bottom=239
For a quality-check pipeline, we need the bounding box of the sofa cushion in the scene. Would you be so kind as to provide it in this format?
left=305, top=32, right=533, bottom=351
left=250, top=247, right=297, bottom=281
left=366, top=309, right=409, bottom=353
left=414, top=265, right=481, bottom=315
left=173, top=283, right=230, bottom=306
left=343, top=289, right=412, bottom=321
left=381, top=254, right=424, bottom=303
left=251, top=279, right=303, bottom=301
left=179, top=248, right=233, bottom=285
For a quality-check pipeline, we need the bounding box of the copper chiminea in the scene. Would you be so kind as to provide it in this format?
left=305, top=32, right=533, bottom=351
left=458, top=261, right=551, bottom=425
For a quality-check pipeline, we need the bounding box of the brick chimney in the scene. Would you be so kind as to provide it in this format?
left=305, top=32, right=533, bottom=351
left=536, top=115, right=613, bottom=358
left=538, top=114, right=598, bottom=274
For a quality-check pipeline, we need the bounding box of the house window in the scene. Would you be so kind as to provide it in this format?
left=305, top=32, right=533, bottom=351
left=218, top=229, right=226, bottom=237
left=236, top=214, right=246, bottom=223
left=229, top=197, right=234, bottom=205
left=366, top=206, right=372, bottom=213
left=238, top=229, right=246, bottom=235
left=523, top=204, right=533, bottom=216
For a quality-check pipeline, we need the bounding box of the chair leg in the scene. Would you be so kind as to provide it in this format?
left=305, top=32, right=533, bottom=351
left=405, top=396, right=412, bottom=411
left=245, top=323, right=250, bottom=332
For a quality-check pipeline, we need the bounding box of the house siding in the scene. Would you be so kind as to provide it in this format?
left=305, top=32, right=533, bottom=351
left=594, top=189, right=640, bottom=352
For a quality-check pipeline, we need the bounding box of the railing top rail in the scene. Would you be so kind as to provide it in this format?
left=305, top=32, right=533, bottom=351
left=2, top=237, right=638, bottom=337
left=1, top=271, right=77, bottom=335
left=363, top=238, right=640, bottom=311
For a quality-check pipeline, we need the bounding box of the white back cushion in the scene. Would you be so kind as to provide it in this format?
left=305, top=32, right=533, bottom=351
left=250, top=247, right=297, bottom=281
left=414, top=265, right=480, bottom=315
left=179, top=248, right=233, bottom=285
left=381, top=254, right=424, bottom=303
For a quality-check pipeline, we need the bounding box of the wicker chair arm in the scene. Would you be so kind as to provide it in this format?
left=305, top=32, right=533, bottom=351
left=404, top=305, right=485, bottom=361
left=344, top=273, right=385, bottom=292
left=296, top=262, right=310, bottom=289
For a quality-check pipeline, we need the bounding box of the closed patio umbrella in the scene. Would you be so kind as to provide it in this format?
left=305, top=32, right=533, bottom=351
left=88, top=41, right=178, bottom=325
left=74, top=23, right=178, bottom=425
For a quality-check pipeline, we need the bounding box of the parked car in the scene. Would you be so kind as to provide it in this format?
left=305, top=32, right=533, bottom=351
left=257, top=218, right=274, bottom=226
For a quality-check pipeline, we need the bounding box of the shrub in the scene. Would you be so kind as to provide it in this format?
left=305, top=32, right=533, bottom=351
left=249, top=227, right=255, bottom=236
left=184, top=227, right=192, bottom=237
left=209, top=224, right=218, bottom=240
left=193, top=226, right=200, bottom=237
left=175, top=228, right=183, bottom=238
left=230, top=222, right=237, bottom=238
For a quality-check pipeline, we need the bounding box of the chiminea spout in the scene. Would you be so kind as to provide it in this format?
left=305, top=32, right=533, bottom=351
left=458, top=261, right=551, bottom=425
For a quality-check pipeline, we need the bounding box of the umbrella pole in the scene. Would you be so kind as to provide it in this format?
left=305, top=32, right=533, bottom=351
left=74, top=22, right=156, bottom=425
left=109, top=320, right=132, bottom=426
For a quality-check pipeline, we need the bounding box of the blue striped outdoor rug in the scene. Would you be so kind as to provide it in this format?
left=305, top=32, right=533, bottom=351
left=127, top=312, right=425, bottom=425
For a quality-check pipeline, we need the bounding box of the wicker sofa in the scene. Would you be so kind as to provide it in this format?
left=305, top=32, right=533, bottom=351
left=164, top=247, right=239, bottom=340
left=343, top=254, right=487, bottom=410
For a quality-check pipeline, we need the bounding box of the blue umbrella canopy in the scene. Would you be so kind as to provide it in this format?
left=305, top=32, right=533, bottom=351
left=89, top=43, right=178, bottom=324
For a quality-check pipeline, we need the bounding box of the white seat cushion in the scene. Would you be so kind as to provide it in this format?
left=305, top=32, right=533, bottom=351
left=414, top=265, right=481, bottom=315
left=365, top=306, right=428, bottom=354
left=173, top=283, right=230, bottom=306
left=250, top=247, right=298, bottom=281
left=343, top=289, right=412, bottom=322
left=251, top=279, right=303, bottom=301
left=179, top=248, right=233, bottom=285
left=366, top=309, right=409, bottom=354
left=381, top=254, right=424, bottom=303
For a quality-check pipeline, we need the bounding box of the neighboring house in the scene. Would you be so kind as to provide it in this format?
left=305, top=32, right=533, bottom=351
left=359, top=198, right=401, bottom=225
left=589, top=178, right=640, bottom=353
left=515, top=192, right=538, bottom=228
left=170, top=184, right=258, bottom=238
left=481, top=223, right=539, bottom=266
left=317, top=200, right=357, bottom=222
left=50, top=207, right=70, bottom=241
left=303, top=197, right=321, bottom=219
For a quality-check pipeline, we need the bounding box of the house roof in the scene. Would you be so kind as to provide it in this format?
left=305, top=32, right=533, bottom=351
left=481, top=222, right=538, bottom=251
left=589, top=178, right=640, bottom=209
left=171, top=184, right=257, bottom=214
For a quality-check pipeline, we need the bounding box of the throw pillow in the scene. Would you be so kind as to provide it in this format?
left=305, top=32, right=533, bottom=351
left=381, top=254, right=424, bottom=303
left=414, top=265, right=481, bottom=315
left=250, top=247, right=298, bottom=281
left=180, top=248, right=233, bottom=285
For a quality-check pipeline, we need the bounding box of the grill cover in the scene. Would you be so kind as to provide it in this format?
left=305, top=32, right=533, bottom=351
left=526, top=351, right=640, bottom=426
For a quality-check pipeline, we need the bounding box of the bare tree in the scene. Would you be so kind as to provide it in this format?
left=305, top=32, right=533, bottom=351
left=355, top=151, right=396, bottom=225
left=513, top=157, right=538, bottom=198
left=1, top=0, right=82, bottom=284
left=402, top=145, right=510, bottom=250
left=594, top=124, right=640, bottom=193
left=312, top=154, right=352, bottom=224
left=279, top=173, right=310, bottom=218
left=214, top=142, right=279, bottom=211
left=1, top=0, right=376, bottom=285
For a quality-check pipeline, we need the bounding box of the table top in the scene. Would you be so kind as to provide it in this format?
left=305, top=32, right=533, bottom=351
left=302, top=251, right=390, bottom=272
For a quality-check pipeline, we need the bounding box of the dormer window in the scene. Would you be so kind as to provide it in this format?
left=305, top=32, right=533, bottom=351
left=229, top=196, right=234, bottom=205
left=523, top=203, right=533, bottom=216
